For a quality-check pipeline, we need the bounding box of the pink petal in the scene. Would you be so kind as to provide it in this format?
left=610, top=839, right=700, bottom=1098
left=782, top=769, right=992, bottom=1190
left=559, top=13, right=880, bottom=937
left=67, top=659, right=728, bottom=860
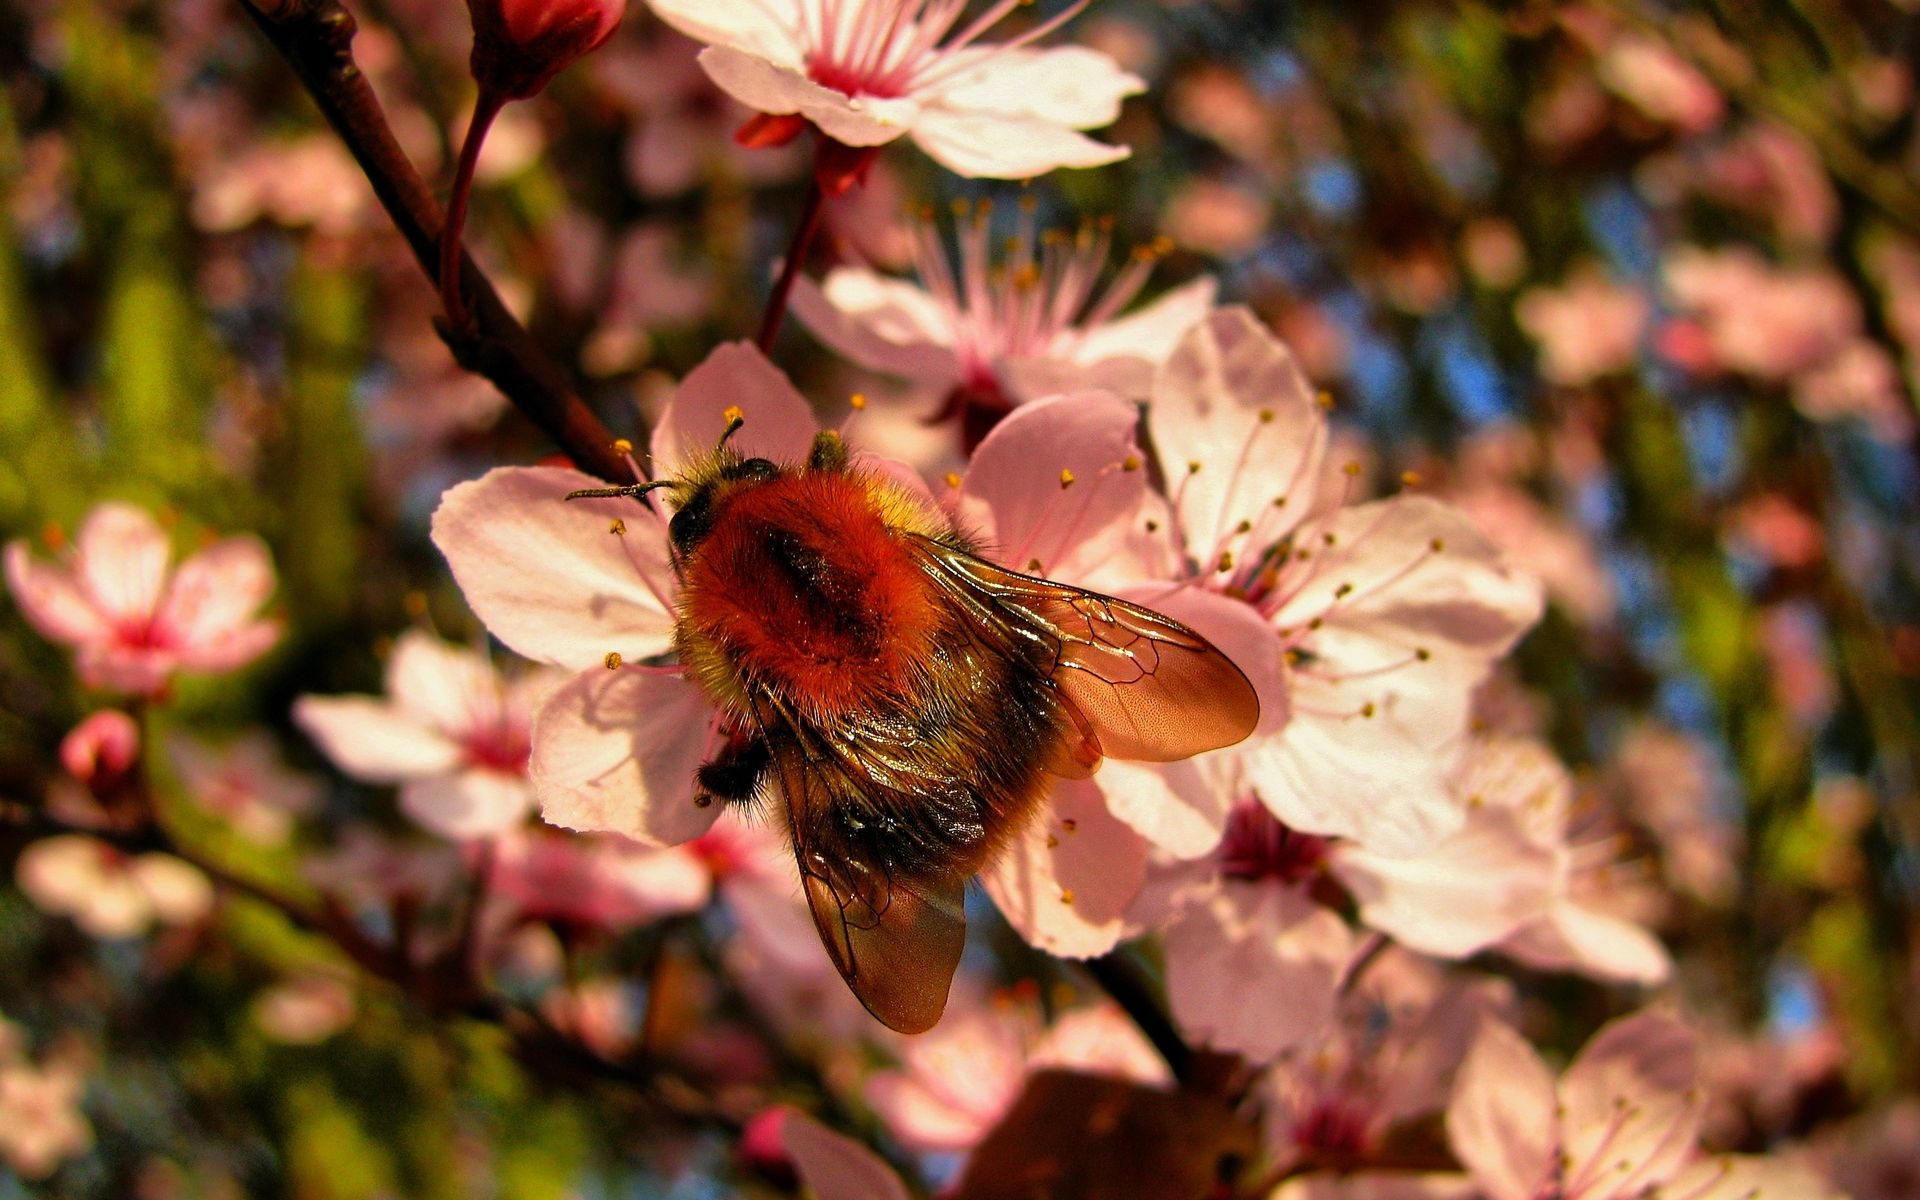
left=909, top=108, right=1129, bottom=178
left=1270, top=1175, right=1481, bottom=1200
left=1030, top=1004, right=1173, bottom=1088
left=4, top=541, right=108, bottom=647
left=1558, top=1009, right=1702, bottom=1193
left=156, top=535, right=277, bottom=655
left=780, top=1111, right=914, bottom=1200
left=1239, top=687, right=1467, bottom=855
left=386, top=631, right=504, bottom=739
left=169, top=619, right=282, bottom=677
left=957, top=391, right=1154, bottom=585
left=1650, top=1157, right=1842, bottom=1200
left=867, top=1003, right=1028, bottom=1151
left=292, top=696, right=464, bottom=782
left=1148, top=308, right=1327, bottom=571
left=1454, top=737, right=1572, bottom=848
left=929, top=46, right=1145, bottom=127
left=1270, top=498, right=1545, bottom=714
left=1065, top=276, right=1220, bottom=372
left=1445, top=1017, right=1557, bottom=1200
left=431, top=466, right=678, bottom=672
left=981, top=779, right=1148, bottom=958
left=74, top=503, right=172, bottom=623
left=73, top=643, right=175, bottom=696
left=790, top=269, right=963, bottom=384
left=400, top=769, right=532, bottom=840
left=642, top=0, right=799, bottom=62
left=697, top=46, right=919, bottom=148
left=1500, top=902, right=1672, bottom=985
left=1329, top=802, right=1556, bottom=958
left=60, top=711, right=140, bottom=784
left=1163, top=881, right=1351, bottom=1062
left=529, top=666, right=721, bottom=846
left=648, top=342, right=820, bottom=478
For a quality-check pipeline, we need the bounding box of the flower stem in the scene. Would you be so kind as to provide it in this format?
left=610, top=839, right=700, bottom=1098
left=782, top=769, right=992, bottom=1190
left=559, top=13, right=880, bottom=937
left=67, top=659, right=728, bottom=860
left=439, top=90, right=505, bottom=332
left=757, top=175, right=826, bottom=352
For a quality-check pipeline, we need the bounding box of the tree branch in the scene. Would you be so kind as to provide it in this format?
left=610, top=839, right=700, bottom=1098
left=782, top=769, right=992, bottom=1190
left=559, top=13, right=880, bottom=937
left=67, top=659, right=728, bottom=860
left=235, top=0, right=633, bottom=483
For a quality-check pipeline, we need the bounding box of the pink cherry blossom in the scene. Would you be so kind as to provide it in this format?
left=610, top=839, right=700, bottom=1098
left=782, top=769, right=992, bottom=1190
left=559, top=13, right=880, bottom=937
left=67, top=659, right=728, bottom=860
left=1329, top=737, right=1561, bottom=960
left=790, top=200, right=1216, bottom=439
left=864, top=992, right=1168, bottom=1153
left=484, top=826, right=712, bottom=929
left=15, top=835, right=213, bottom=940
left=251, top=976, right=357, bottom=1045
left=644, top=0, right=1145, bottom=179
left=1514, top=266, right=1648, bottom=386
left=0, top=1045, right=93, bottom=1181
left=780, top=1109, right=913, bottom=1200
left=1134, top=307, right=1544, bottom=856
left=466, top=0, right=625, bottom=100
left=5, top=502, right=282, bottom=696
left=1259, top=948, right=1513, bottom=1175
left=1447, top=1009, right=1834, bottom=1200
left=294, top=630, right=562, bottom=841
left=1594, top=33, right=1724, bottom=134
left=167, top=730, right=321, bottom=846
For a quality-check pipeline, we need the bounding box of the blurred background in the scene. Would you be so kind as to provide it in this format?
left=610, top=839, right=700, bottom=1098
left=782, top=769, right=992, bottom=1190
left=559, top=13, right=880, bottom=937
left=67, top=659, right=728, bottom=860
left=0, top=0, right=1916, bottom=1195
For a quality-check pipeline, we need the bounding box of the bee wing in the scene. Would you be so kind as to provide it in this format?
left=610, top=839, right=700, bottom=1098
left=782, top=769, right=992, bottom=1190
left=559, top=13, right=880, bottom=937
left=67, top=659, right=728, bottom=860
left=758, top=721, right=966, bottom=1035
left=910, top=537, right=1260, bottom=764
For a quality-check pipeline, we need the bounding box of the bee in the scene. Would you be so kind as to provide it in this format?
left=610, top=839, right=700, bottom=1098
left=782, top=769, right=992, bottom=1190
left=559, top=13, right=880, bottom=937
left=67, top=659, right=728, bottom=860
left=570, top=417, right=1259, bottom=1033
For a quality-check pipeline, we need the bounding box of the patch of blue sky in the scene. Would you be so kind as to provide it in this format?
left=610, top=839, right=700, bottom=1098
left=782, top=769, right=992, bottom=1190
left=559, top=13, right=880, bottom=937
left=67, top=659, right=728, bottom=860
left=1766, top=958, right=1824, bottom=1038
left=1303, top=159, right=1363, bottom=219
left=1421, top=310, right=1513, bottom=427
left=1679, top=397, right=1741, bottom=497
left=1581, top=182, right=1660, bottom=279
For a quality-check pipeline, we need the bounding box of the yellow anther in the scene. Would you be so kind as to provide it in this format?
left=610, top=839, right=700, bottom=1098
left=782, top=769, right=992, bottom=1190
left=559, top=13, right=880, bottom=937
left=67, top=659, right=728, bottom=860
left=1187, top=460, right=1202, bottom=475
left=1121, top=454, right=1142, bottom=472
left=1061, top=818, right=1078, bottom=833
left=1258, top=408, right=1275, bottom=424
left=1342, top=461, right=1362, bottom=477
left=604, top=652, right=623, bottom=670
left=609, top=518, right=627, bottom=536
left=1360, top=702, right=1376, bottom=718
left=849, top=392, right=867, bottom=410
left=1430, top=538, right=1446, bottom=552
left=1317, top=391, right=1335, bottom=410
left=612, top=437, right=634, bottom=455
left=1217, top=551, right=1235, bottom=572
left=945, top=471, right=963, bottom=489
left=1401, top=470, right=1423, bottom=487
left=721, top=404, right=745, bottom=426
left=1059, top=468, right=1076, bottom=488
left=1060, top=888, right=1075, bottom=905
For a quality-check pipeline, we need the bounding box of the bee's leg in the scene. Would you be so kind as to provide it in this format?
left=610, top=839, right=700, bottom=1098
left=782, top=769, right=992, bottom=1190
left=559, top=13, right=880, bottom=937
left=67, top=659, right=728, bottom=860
left=807, top=429, right=849, bottom=472
left=694, top=727, right=771, bottom=809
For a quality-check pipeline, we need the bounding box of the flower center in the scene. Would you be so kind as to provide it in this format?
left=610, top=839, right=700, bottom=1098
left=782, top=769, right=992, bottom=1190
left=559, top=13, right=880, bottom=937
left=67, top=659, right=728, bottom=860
left=1218, top=801, right=1328, bottom=884
left=798, top=0, right=1090, bottom=101
left=465, top=721, right=532, bottom=775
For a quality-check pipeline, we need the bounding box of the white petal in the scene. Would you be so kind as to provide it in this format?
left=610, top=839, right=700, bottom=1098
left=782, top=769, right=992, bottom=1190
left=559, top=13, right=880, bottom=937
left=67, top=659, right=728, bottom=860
left=400, top=770, right=532, bottom=840
left=1068, top=277, right=1220, bottom=371
left=1651, top=1157, right=1844, bottom=1200
left=529, top=666, right=721, bottom=846
left=928, top=46, right=1145, bottom=127
left=697, top=46, right=917, bottom=147
left=1148, top=308, right=1327, bottom=569
left=790, top=269, right=962, bottom=383
left=431, top=466, right=678, bottom=672
left=981, top=780, right=1147, bottom=958
left=74, top=503, right=172, bottom=622
left=1446, top=1017, right=1557, bottom=1200
left=1329, top=803, right=1556, bottom=958
left=292, top=695, right=464, bottom=782
left=385, top=631, right=503, bottom=739
left=644, top=0, right=803, bottom=64
left=909, top=108, right=1129, bottom=179
left=1558, top=1009, right=1702, bottom=1193
left=1500, top=901, right=1673, bottom=985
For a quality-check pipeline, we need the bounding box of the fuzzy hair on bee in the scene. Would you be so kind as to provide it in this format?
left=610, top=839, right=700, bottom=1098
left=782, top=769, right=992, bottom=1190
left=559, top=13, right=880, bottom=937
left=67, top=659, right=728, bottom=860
left=569, top=418, right=1259, bottom=1033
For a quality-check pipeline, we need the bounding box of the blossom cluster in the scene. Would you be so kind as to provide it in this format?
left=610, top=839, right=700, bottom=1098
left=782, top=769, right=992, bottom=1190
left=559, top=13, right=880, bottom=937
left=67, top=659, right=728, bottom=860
left=0, top=0, right=1912, bottom=1193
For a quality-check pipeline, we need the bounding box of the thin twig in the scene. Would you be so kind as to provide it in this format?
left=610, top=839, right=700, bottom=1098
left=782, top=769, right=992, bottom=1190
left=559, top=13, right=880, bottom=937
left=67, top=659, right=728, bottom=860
left=757, top=176, right=826, bottom=352
left=234, top=0, right=632, bottom=482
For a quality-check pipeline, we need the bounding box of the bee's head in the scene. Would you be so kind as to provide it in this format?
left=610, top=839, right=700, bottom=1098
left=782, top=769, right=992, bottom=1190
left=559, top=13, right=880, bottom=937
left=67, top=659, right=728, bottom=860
left=662, top=449, right=778, bottom=557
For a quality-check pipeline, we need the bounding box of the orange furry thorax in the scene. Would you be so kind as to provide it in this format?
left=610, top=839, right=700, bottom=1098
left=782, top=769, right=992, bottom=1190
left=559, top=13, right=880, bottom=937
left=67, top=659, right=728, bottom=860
left=676, top=471, right=945, bottom=719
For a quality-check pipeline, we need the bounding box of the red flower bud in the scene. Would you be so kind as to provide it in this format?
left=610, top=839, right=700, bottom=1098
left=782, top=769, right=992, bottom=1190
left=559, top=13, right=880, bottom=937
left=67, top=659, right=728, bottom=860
left=465, top=0, right=625, bottom=100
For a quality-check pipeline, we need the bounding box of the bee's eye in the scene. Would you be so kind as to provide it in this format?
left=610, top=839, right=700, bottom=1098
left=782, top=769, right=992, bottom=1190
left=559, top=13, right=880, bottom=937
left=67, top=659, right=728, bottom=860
left=668, top=490, right=713, bottom=553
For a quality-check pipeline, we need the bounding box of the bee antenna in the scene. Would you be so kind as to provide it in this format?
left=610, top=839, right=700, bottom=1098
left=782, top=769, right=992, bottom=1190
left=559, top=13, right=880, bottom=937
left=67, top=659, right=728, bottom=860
left=564, top=481, right=673, bottom=502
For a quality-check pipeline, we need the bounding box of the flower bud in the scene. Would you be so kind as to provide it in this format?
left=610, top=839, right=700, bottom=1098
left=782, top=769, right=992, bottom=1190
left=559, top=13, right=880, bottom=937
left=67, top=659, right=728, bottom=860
left=465, top=0, right=625, bottom=101
left=60, top=711, right=140, bottom=793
